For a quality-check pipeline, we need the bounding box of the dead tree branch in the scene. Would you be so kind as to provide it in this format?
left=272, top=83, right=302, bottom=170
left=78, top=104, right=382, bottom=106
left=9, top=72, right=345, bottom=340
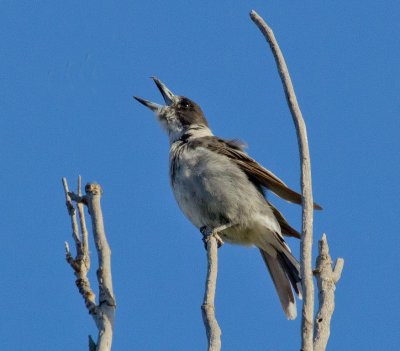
left=62, top=177, right=116, bottom=351
left=201, top=231, right=222, bottom=351
left=250, top=10, right=316, bottom=350
left=250, top=10, right=344, bottom=351
left=313, top=234, right=344, bottom=351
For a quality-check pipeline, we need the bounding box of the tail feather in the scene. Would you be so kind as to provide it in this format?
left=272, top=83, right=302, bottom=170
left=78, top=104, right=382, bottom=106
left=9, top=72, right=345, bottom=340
left=277, top=251, right=302, bottom=299
left=259, top=248, right=302, bottom=320
left=271, top=231, right=303, bottom=299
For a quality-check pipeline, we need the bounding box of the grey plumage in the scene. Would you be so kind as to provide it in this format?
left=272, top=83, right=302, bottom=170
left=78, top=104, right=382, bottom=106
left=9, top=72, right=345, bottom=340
left=134, top=77, right=321, bottom=320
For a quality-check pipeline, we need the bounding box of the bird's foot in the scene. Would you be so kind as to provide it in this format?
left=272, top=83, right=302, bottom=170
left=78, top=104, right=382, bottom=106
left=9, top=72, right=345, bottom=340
left=200, top=225, right=225, bottom=249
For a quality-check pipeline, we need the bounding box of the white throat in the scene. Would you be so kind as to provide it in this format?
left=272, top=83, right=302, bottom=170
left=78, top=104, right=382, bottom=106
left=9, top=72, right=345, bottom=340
left=168, top=124, right=213, bottom=144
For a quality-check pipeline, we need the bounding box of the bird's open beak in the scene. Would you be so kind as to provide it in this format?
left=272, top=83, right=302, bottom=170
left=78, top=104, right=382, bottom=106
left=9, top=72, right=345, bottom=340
left=134, top=77, right=176, bottom=112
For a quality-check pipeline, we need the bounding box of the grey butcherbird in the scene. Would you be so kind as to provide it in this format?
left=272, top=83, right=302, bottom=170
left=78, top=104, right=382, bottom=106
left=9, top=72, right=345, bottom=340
left=134, top=77, right=322, bottom=320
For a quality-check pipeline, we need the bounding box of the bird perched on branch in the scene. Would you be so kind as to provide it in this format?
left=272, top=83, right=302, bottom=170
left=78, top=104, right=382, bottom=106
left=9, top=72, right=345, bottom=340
left=134, top=77, right=321, bottom=320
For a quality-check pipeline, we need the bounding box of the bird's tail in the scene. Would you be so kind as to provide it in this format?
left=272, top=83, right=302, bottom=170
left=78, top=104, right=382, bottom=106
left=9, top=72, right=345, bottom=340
left=259, top=245, right=302, bottom=320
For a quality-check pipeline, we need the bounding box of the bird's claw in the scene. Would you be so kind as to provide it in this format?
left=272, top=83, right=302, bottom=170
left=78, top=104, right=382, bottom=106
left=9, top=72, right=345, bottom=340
left=200, top=226, right=224, bottom=249
left=200, top=226, right=212, bottom=237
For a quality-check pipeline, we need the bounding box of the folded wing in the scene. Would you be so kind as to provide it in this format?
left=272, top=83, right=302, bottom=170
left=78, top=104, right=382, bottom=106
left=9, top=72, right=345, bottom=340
left=198, top=137, right=322, bottom=210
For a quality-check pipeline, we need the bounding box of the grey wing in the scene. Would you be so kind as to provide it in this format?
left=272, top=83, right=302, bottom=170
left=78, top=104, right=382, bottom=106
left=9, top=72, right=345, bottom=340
left=202, top=137, right=322, bottom=210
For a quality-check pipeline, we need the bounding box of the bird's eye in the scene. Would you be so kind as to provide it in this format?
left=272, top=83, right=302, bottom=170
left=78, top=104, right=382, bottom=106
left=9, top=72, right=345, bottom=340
left=180, top=101, right=191, bottom=109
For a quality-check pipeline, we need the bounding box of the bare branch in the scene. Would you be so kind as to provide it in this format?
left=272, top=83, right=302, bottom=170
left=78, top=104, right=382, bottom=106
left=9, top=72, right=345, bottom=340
left=77, top=176, right=90, bottom=269
left=313, top=234, right=344, bottom=351
left=62, top=178, right=116, bottom=351
left=85, top=182, right=116, bottom=351
left=250, top=10, right=315, bottom=350
left=332, top=258, right=344, bottom=284
left=201, top=230, right=222, bottom=351
left=62, top=177, right=97, bottom=314
left=62, top=177, right=81, bottom=248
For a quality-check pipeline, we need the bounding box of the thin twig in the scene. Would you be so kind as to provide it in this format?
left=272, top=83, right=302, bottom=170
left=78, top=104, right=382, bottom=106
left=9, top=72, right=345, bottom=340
left=250, top=10, right=315, bottom=350
left=313, top=234, right=344, bottom=351
left=201, top=234, right=222, bottom=351
left=77, top=176, right=90, bottom=269
left=63, top=178, right=81, bottom=248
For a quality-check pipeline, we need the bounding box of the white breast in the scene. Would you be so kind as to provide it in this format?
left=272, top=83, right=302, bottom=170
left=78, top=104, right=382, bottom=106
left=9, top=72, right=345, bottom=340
left=169, top=142, right=278, bottom=244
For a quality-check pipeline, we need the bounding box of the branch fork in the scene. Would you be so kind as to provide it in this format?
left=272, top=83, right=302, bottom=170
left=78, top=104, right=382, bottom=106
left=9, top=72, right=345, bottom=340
left=62, top=176, right=115, bottom=351
left=250, top=10, right=344, bottom=351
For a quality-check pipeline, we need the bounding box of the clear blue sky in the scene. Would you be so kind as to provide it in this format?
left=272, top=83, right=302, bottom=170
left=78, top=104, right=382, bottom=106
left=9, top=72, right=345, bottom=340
left=1, top=1, right=399, bottom=350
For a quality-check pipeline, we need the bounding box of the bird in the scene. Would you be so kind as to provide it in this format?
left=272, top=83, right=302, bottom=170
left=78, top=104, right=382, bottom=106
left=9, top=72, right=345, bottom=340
left=134, top=77, right=321, bottom=320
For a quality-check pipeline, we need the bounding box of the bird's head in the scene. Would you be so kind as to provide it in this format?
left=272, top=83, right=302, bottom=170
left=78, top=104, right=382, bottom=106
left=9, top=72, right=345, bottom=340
left=134, top=77, right=209, bottom=143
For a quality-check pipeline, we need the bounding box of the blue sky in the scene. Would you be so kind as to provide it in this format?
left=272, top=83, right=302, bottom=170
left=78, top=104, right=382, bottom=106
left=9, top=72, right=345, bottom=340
left=1, top=1, right=399, bottom=350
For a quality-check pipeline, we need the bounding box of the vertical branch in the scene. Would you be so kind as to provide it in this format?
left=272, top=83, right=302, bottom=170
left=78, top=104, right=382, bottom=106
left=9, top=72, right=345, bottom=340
left=85, top=183, right=116, bottom=351
left=62, top=178, right=116, bottom=351
left=313, top=234, right=344, bottom=351
left=77, top=176, right=90, bottom=269
left=250, top=10, right=315, bottom=350
left=201, top=232, right=222, bottom=351
left=63, top=178, right=82, bottom=252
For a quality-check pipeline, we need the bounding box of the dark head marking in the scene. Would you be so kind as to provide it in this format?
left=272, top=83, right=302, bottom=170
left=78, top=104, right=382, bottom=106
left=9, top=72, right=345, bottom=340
left=174, top=96, right=208, bottom=127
